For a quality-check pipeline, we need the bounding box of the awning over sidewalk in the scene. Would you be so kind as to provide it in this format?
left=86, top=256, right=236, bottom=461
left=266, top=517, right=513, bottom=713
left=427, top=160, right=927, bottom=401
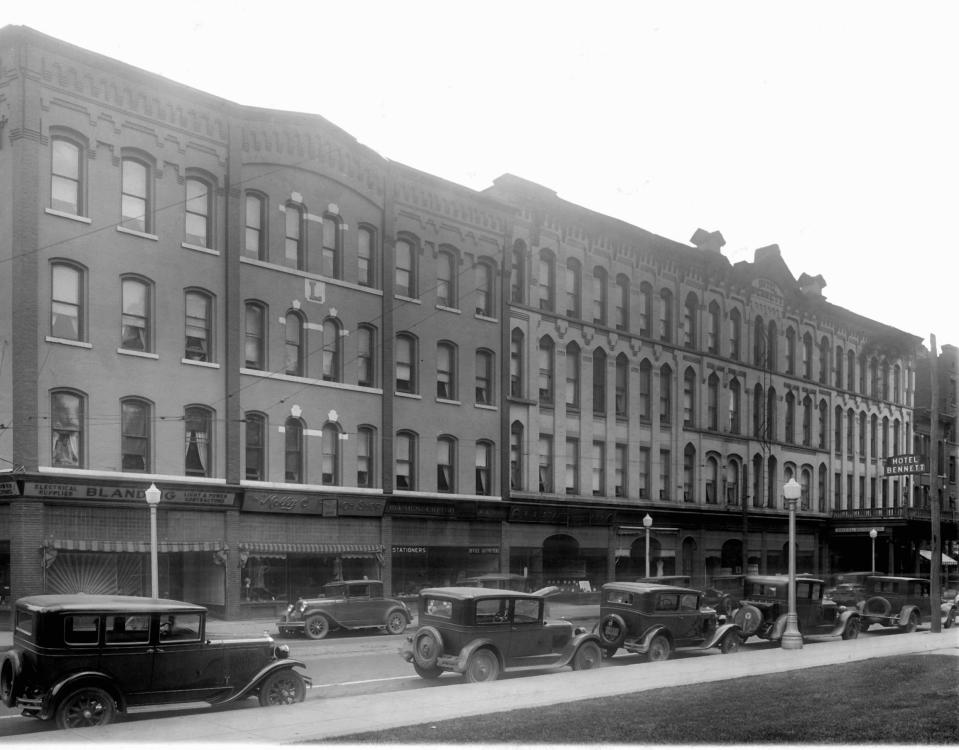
left=43, top=539, right=226, bottom=553
left=920, top=549, right=958, bottom=566
left=239, top=542, right=384, bottom=560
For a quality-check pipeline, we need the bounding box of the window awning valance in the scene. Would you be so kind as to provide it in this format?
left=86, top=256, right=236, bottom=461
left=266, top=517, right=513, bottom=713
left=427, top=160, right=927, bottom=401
left=239, top=542, right=384, bottom=558
left=43, top=539, right=227, bottom=553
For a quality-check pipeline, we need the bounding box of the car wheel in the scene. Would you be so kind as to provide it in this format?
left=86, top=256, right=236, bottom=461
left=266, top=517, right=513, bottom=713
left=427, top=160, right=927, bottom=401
left=720, top=630, right=743, bottom=654
left=572, top=641, right=602, bottom=671
left=904, top=611, right=919, bottom=633
left=412, top=629, right=443, bottom=670
left=465, top=648, right=500, bottom=683
left=258, top=669, right=306, bottom=706
left=647, top=635, right=671, bottom=662
left=841, top=618, right=860, bottom=640
left=55, top=686, right=116, bottom=729
left=597, top=614, right=627, bottom=650
left=385, top=611, right=408, bottom=635
left=304, top=614, right=330, bottom=640
left=413, top=662, right=444, bottom=679
left=0, top=659, right=18, bottom=708
left=733, top=604, right=762, bottom=637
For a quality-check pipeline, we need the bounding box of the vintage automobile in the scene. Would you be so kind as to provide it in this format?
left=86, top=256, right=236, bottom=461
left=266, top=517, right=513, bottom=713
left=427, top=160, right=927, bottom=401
left=277, top=579, right=412, bottom=640
left=858, top=576, right=956, bottom=632
left=730, top=575, right=861, bottom=642
left=0, top=594, right=310, bottom=729
left=455, top=573, right=529, bottom=592
left=400, top=586, right=603, bottom=682
left=635, top=575, right=744, bottom=618
left=597, top=582, right=744, bottom=660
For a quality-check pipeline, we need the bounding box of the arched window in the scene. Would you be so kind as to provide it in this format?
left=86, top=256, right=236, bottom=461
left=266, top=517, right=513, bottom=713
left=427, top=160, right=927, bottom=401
left=705, top=454, right=719, bottom=504
left=538, top=249, right=555, bottom=311
left=121, top=276, right=152, bottom=352
left=818, top=336, right=830, bottom=383
left=396, top=236, right=417, bottom=298
left=802, top=395, right=813, bottom=446
left=683, top=367, right=697, bottom=427
left=707, top=372, right=720, bottom=431
left=565, top=258, right=581, bottom=317
left=284, top=202, right=304, bottom=270
left=592, top=266, right=608, bottom=325
left=396, top=333, right=417, bottom=393
left=51, top=134, right=85, bottom=215
left=51, top=261, right=85, bottom=341
left=835, top=345, right=844, bottom=388
left=767, top=387, right=778, bottom=441
left=510, top=421, right=524, bottom=490
left=835, top=406, right=843, bottom=455
left=639, top=359, right=652, bottom=422
left=882, top=416, right=890, bottom=458
left=396, top=431, right=417, bottom=490
left=859, top=411, right=867, bottom=455
left=245, top=191, right=266, bottom=260
left=753, top=384, right=764, bottom=437
left=357, top=425, right=376, bottom=488
left=285, top=310, right=305, bottom=376
left=767, top=456, right=779, bottom=510
left=592, top=347, right=607, bottom=415
left=766, top=321, right=778, bottom=371
left=565, top=342, right=581, bottom=411
left=245, top=412, right=266, bottom=481
left=660, top=364, right=673, bottom=425
left=659, top=289, right=673, bottom=343
left=818, top=464, right=828, bottom=513
left=437, top=341, right=457, bottom=400
left=801, top=466, right=813, bottom=510
left=185, top=175, right=214, bottom=248
left=321, top=213, right=341, bottom=279
left=121, top=154, right=153, bottom=233
left=870, top=413, right=878, bottom=455
left=358, top=225, right=376, bottom=287
left=727, top=457, right=742, bottom=505
left=615, top=354, right=628, bottom=418
left=538, top=336, right=555, bottom=406
left=707, top=301, right=721, bottom=354
left=437, top=436, right=457, bottom=493
left=51, top=390, right=84, bottom=468
left=847, top=350, right=856, bottom=392
left=321, top=423, right=340, bottom=485
left=893, top=418, right=901, bottom=454
left=893, top=364, right=902, bottom=403
left=752, top=454, right=764, bottom=507
left=121, top=397, right=151, bottom=473
left=802, top=332, right=813, bottom=379
left=753, top=316, right=766, bottom=367
left=284, top=417, right=304, bottom=483
left=437, top=246, right=457, bottom=308
left=475, top=348, right=494, bottom=405
left=785, top=327, right=797, bottom=374
left=510, top=328, right=524, bottom=398
left=357, top=324, right=376, bottom=387
left=615, top=274, right=630, bottom=331
left=785, top=392, right=796, bottom=443
left=184, top=405, right=213, bottom=477
left=185, top=289, right=214, bottom=362
left=475, top=258, right=495, bottom=316
left=244, top=301, right=266, bottom=370
left=683, top=292, right=698, bottom=348
left=510, top=240, right=527, bottom=304
left=819, top=399, right=829, bottom=449
left=475, top=440, right=493, bottom=495
left=683, top=443, right=696, bottom=502
left=639, top=282, right=653, bottom=336
left=847, top=408, right=855, bottom=458
left=729, top=377, right=742, bottom=434
left=729, top=308, right=742, bottom=360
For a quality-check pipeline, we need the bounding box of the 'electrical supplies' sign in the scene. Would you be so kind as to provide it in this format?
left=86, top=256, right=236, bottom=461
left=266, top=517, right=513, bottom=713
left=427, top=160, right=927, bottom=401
left=882, top=454, right=928, bottom=476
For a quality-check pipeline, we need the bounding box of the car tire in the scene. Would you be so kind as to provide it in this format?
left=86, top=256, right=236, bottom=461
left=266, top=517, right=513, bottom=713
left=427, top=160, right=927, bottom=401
left=258, top=669, right=306, bottom=706
left=464, top=648, right=500, bottom=683
left=903, top=610, right=919, bottom=633
left=720, top=630, right=743, bottom=654
left=304, top=614, right=330, bottom=640
left=572, top=641, right=602, bottom=671
left=864, top=596, right=892, bottom=617
left=54, top=686, right=116, bottom=729
left=412, top=629, right=443, bottom=670
left=841, top=618, right=860, bottom=640
left=385, top=611, right=408, bottom=635
left=733, top=604, right=762, bottom=637
left=597, top=614, right=627, bottom=650
left=0, top=658, right=19, bottom=708
left=413, top=662, right=444, bottom=679
left=647, top=634, right=671, bottom=662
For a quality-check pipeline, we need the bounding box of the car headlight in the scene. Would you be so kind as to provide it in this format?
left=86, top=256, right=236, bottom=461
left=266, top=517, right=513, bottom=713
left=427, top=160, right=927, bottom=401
left=286, top=603, right=294, bottom=614
left=274, top=644, right=291, bottom=659
left=297, top=601, right=307, bottom=613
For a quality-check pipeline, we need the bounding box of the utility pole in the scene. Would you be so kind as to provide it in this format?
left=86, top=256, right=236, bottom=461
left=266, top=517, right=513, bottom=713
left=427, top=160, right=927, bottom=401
left=929, top=334, right=941, bottom=633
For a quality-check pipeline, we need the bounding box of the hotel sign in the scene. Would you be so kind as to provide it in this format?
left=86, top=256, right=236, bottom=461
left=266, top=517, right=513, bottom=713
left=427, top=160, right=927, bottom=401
left=24, top=482, right=235, bottom=506
left=882, top=454, right=928, bottom=476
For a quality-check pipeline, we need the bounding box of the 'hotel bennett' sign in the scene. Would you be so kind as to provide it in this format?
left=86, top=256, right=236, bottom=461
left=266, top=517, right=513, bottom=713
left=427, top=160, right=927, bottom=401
left=882, top=454, right=928, bottom=476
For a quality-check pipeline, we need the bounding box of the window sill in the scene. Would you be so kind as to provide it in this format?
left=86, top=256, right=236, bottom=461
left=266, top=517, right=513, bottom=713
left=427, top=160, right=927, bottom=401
left=181, top=358, right=220, bottom=369
left=181, top=242, right=220, bottom=256
left=474, top=403, right=498, bottom=411
left=436, top=304, right=461, bottom=314
left=395, top=391, right=423, bottom=400
left=436, top=397, right=462, bottom=406
left=45, top=336, right=92, bottom=349
left=395, top=294, right=421, bottom=305
left=117, top=348, right=159, bottom=359
left=45, top=208, right=92, bottom=224
left=475, top=313, right=498, bottom=323
left=117, top=226, right=159, bottom=241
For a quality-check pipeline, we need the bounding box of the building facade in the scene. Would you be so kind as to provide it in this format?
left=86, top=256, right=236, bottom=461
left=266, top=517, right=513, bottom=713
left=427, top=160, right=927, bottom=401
left=0, top=26, right=954, bottom=621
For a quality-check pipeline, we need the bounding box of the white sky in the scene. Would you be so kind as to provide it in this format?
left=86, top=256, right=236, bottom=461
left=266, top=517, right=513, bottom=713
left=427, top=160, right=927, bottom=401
left=7, top=1, right=958, bottom=351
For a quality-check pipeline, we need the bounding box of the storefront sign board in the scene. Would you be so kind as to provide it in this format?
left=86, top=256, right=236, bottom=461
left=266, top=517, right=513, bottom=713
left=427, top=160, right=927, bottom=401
left=24, top=482, right=235, bottom=506
left=0, top=479, right=20, bottom=497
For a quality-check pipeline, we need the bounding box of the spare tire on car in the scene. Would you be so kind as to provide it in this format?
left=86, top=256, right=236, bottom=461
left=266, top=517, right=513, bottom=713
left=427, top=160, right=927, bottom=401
left=733, top=604, right=763, bottom=636
left=597, top=613, right=627, bottom=650
left=864, top=596, right=892, bottom=617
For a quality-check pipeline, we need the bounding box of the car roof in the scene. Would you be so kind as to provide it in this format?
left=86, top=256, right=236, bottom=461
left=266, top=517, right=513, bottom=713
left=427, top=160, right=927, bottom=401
left=603, top=581, right=702, bottom=595
left=457, top=574, right=527, bottom=582
left=325, top=579, right=382, bottom=586
left=868, top=576, right=927, bottom=583
left=15, top=594, right=207, bottom=614
left=746, top=575, right=825, bottom=585
left=420, top=586, right=539, bottom=600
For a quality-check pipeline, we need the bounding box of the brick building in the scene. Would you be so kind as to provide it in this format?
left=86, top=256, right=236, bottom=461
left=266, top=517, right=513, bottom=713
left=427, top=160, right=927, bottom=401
left=0, top=26, right=954, bottom=620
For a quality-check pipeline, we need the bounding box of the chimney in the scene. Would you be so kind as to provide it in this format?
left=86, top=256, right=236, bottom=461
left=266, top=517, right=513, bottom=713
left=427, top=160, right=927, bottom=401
left=798, top=272, right=827, bottom=298
left=689, top=228, right=725, bottom=254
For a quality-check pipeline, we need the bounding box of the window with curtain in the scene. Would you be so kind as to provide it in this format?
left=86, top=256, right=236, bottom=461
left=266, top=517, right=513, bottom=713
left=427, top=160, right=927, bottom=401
left=683, top=367, right=696, bottom=426
left=639, top=446, right=650, bottom=499
left=707, top=373, right=719, bottom=430
left=660, top=364, right=672, bottom=425
left=285, top=417, right=304, bottom=483
left=659, top=449, right=671, bottom=501
left=121, top=398, right=150, bottom=472
left=184, top=406, right=212, bottom=477
left=510, top=329, right=524, bottom=398
left=245, top=412, right=265, bottom=481
left=120, top=277, right=150, bottom=351
left=185, top=290, right=212, bottom=362
left=51, top=262, right=83, bottom=341
left=51, top=136, right=84, bottom=215
left=729, top=377, right=741, bottom=434
left=614, top=444, right=627, bottom=497
left=639, top=360, right=652, bottom=422
left=51, top=391, right=83, bottom=468
left=591, top=441, right=605, bottom=496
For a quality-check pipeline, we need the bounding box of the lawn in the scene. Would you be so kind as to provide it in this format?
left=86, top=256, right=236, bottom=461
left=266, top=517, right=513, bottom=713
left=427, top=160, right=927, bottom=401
left=327, top=655, right=958, bottom=744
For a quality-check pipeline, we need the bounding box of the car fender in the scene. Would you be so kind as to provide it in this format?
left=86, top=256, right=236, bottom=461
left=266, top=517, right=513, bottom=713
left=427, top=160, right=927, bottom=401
left=701, top=622, right=742, bottom=650
left=455, top=638, right=503, bottom=672
left=386, top=605, right=412, bottom=624
left=827, top=608, right=859, bottom=637
left=557, top=631, right=602, bottom=663
left=896, top=606, right=920, bottom=627
left=46, top=670, right=127, bottom=718
left=301, top=607, right=346, bottom=629
left=1, top=650, right=24, bottom=708
left=629, top=625, right=673, bottom=654
left=769, top=613, right=790, bottom=641
left=228, top=659, right=311, bottom=704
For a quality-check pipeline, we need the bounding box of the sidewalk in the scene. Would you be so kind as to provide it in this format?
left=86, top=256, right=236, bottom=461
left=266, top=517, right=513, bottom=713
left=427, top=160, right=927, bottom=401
left=10, top=627, right=957, bottom=745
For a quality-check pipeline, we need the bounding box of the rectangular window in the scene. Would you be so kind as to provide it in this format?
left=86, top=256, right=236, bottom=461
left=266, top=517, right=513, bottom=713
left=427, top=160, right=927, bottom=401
left=245, top=194, right=264, bottom=259
left=121, top=158, right=150, bottom=232
left=184, top=407, right=211, bottom=477
left=475, top=350, right=493, bottom=405
left=396, top=336, right=414, bottom=393
left=121, top=278, right=150, bottom=351
left=52, top=392, right=83, bottom=468
left=614, top=444, right=627, bottom=498
left=245, top=304, right=265, bottom=370
left=185, top=178, right=211, bottom=247
left=396, top=239, right=414, bottom=297
left=639, top=447, right=650, bottom=499
left=358, top=227, right=374, bottom=287
left=592, top=441, right=605, bottom=497
left=475, top=442, right=491, bottom=495
left=322, top=216, right=339, bottom=278
left=245, top=414, right=264, bottom=481
left=476, top=263, right=492, bottom=316
left=437, top=345, right=454, bottom=400
left=121, top=400, right=150, bottom=472
left=396, top=435, right=414, bottom=490
left=185, top=292, right=211, bottom=362
left=285, top=205, right=303, bottom=269
left=358, top=327, right=374, bottom=387
left=639, top=366, right=651, bottom=422
left=538, top=434, right=553, bottom=492
left=565, top=438, right=579, bottom=495
left=51, top=138, right=82, bottom=215
left=357, top=427, right=374, bottom=487
left=51, top=263, right=82, bottom=340
left=659, top=449, right=671, bottom=500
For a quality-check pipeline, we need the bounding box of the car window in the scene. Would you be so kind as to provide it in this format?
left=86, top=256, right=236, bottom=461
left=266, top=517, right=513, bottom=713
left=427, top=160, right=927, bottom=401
left=513, top=599, right=541, bottom=623
left=679, top=594, right=699, bottom=611
left=64, top=615, right=100, bottom=645
left=348, top=584, right=371, bottom=600
left=159, top=613, right=201, bottom=642
left=796, top=580, right=817, bottom=600
left=606, top=590, right=632, bottom=605
left=15, top=609, right=34, bottom=636
left=655, top=594, right=679, bottom=611
left=424, top=598, right=453, bottom=619
left=324, top=584, right=346, bottom=597
left=105, top=614, right=150, bottom=644
left=475, top=598, right=510, bottom=625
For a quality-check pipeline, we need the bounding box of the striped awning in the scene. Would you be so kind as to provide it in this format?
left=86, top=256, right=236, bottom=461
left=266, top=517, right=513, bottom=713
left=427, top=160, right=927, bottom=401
left=43, top=539, right=227, bottom=553
left=239, top=542, right=383, bottom=558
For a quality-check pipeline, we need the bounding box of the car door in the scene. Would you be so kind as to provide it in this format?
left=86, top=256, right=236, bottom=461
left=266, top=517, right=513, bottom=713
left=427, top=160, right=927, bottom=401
left=672, top=592, right=705, bottom=644
left=507, top=597, right=557, bottom=668
left=342, top=582, right=374, bottom=627
left=149, top=612, right=226, bottom=703
left=99, top=613, right=155, bottom=704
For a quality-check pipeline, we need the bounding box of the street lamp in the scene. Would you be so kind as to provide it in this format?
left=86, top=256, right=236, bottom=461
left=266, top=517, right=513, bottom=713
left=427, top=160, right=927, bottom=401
left=781, top=478, right=803, bottom=650
left=145, top=483, right=162, bottom=599
left=869, top=528, right=878, bottom=575
left=643, top=513, right=653, bottom=578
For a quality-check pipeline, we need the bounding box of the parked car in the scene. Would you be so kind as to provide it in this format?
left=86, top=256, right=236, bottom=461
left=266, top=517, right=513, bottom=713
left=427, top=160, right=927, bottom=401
left=858, top=576, right=956, bottom=632
left=455, top=573, right=529, bottom=592
left=634, top=575, right=744, bottom=618
left=824, top=571, right=876, bottom=607
left=400, top=586, right=602, bottom=682
left=730, top=575, right=861, bottom=643
left=277, top=579, right=411, bottom=640
left=596, top=582, right=744, bottom=661
left=0, top=594, right=310, bottom=729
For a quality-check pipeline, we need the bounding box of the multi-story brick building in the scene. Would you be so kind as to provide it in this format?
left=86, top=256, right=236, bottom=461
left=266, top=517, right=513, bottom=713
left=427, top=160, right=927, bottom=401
left=1, top=26, right=954, bottom=620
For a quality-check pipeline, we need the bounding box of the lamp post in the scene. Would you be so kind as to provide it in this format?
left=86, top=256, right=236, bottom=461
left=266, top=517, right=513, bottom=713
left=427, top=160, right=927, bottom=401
left=643, top=513, right=653, bottom=578
left=781, top=478, right=803, bottom=650
left=145, top=483, right=162, bottom=599
left=869, top=528, right=878, bottom=575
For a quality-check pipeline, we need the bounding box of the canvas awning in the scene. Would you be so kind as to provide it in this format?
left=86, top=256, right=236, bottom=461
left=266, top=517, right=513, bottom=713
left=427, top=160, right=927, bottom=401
left=919, top=549, right=958, bottom=566
left=239, top=542, right=384, bottom=559
left=43, top=539, right=226, bottom=553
